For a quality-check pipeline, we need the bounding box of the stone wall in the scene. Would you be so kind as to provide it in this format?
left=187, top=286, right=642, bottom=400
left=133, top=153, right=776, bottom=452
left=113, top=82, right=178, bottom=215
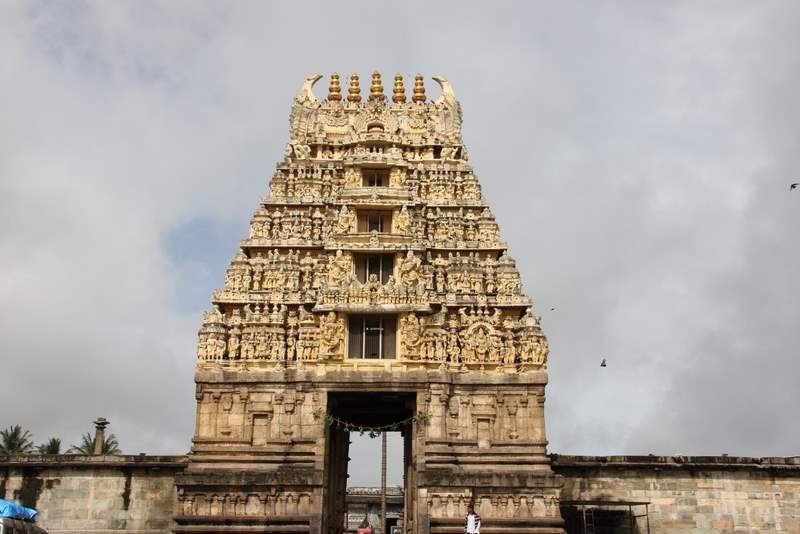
left=1, top=454, right=799, bottom=533
left=552, top=455, right=800, bottom=533
left=345, top=486, right=404, bottom=532
left=0, top=455, right=186, bottom=534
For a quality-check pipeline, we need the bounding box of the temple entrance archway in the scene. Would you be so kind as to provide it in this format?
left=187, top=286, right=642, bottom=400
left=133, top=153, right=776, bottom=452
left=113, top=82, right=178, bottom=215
left=324, top=392, right=416, bottom=534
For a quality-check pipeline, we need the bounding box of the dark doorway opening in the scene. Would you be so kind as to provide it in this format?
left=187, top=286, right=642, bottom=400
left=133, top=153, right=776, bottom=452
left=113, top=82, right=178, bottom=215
left=560, top=501, right=651, bottom=534
left=324, top=392, right=416, bottom=534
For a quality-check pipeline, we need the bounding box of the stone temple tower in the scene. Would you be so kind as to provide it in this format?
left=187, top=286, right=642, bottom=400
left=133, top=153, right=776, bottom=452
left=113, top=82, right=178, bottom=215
left=174, top=73, right=564, bottom=534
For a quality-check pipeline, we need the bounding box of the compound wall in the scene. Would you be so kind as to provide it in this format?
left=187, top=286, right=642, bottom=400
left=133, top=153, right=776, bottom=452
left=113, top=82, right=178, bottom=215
left=553, top=455, right=800, bottom=533
left=0, top=455, right=185, bottom=534
left=2, top=454, right=798, bottom=533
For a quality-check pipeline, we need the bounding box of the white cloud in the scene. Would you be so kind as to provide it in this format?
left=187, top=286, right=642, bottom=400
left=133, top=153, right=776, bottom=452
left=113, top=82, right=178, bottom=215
left=1, top=2, right=798, bottom=483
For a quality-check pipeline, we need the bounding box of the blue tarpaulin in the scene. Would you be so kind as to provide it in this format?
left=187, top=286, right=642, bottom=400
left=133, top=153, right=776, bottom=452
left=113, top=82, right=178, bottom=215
left=0, top=499, right=37, bottom=521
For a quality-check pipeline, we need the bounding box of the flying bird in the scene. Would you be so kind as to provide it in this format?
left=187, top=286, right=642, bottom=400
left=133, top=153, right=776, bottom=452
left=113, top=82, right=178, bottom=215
left=791, top=183, right=799, bottom=191
left=600, top=359, right=607, bottom=368
left=550, top=307, right=555, bottom=311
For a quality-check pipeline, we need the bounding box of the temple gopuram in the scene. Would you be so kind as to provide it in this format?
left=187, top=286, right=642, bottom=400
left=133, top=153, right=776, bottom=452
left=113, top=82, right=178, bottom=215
left=176, top=72, right=563, bottom=534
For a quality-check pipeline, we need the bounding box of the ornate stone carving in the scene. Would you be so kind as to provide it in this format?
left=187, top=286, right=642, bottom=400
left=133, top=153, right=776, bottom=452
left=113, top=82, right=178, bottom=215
left=325, top=250, right=351, bottom=287
left=344, top=167, right=360, bottom=188
left=394, top=205, right=411, bottom=233
left=317, top=311, right=344, bottom=360
left=398, top=250, right=422, bottom=287
left=199, top=73, right=549, bottom=373
left=334, top=205, right=355, bottom=234
left=296, top=74, right=322, bottom=105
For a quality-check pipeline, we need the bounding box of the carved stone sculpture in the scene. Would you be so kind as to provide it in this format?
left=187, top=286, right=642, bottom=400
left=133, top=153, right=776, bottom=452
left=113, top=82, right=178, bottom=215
left=394, top=205, right=411, bottom=233
left=398, top=250, right=422, bottom=287
left=334, top=205, right=355, bottom=234
left=317, top=311, right=344, bottom=359
left=326, top=250, right=350, bottom=287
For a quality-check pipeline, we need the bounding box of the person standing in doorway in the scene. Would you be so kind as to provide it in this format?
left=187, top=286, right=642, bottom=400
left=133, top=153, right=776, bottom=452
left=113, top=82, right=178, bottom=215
left=464, top=503, right=481, bottom=534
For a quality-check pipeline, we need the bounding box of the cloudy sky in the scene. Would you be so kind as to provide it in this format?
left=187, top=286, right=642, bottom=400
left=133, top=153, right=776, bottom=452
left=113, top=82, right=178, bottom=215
left=1, top=1, right=798, bottom=486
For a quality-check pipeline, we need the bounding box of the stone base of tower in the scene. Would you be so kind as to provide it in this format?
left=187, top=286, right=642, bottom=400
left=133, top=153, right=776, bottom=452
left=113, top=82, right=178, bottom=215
left=173, top=367, right=564, bottom=534
left=419, top=471, right=564, bottom=534
left=173, top=470, right=322, bottom=534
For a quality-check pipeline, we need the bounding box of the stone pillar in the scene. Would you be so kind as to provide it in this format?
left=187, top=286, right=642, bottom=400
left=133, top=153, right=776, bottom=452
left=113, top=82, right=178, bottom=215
left=92, top=417, right=109, bottom=455
left=380, top=431, right=387, bottom=534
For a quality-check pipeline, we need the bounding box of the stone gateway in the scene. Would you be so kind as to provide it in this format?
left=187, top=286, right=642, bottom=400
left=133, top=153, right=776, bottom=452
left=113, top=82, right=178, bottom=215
left=176, top=72, right=563, bottom=534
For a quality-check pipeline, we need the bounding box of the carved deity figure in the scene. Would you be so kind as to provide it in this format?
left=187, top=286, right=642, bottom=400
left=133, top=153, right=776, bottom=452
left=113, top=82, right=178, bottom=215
left=299, top=252, right=316, bottom=290
left=286, top=328, right=297, bottom=361
left=398, top=250, right=422, bottom=287
left=400, top=313, right=423, bottom=358
left=394, top=205, right=411, bottom=233
left=364, top=273, right=381, bottom=298
left=473, top=327, right=491, bottom=361
left=326, top=250, right=350, bottom=286
left=344, top=167, right=360, bottom=188
left=389, top=167, right=406, bottom=187
left=533, top=336, right=549, bottom=366
left=197, top=333, right=208, bottom=360
left=292, top=144, right=311, bottom=160
left=503, top=337, right=516, bottom=365
left=435, top=268, right=447, bottom=292
left=208, top=333, right=226, bottom=360
left=334, top=205, right=355, bottom=234
left=227, top=329, right=241, bottom=360
left=446, top=331, right=461, bottom=364
left=318, top=312, right=344, bottom=359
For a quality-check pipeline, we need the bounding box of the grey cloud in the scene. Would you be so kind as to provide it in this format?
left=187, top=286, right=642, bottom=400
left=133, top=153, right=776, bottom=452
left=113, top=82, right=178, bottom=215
left=1, top=1, right=798, bottom=486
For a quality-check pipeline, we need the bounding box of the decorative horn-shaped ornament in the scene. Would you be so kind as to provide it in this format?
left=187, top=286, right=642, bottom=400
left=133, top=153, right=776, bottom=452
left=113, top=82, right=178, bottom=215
left=431, top=75, right=457, bottom=108
left=297, top=74, right=322, bottom=105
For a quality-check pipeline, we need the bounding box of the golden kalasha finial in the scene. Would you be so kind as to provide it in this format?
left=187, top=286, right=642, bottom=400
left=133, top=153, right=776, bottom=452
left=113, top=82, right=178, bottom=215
left=347, top=74, right=362, bottom=102
left=369, top=71, right=385, bottom=102
left=392, top=74, right=406, bottom=103
left=412, top=74, right=426, bottom=103
left=328, top=73, right=342, bottom=101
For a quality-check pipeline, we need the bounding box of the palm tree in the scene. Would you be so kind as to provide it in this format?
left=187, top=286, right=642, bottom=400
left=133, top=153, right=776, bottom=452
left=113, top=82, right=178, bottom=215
left=36, top=437, right=62, bottom=454
left=0, top=425, right=35, bottom=454
left=68, top=432, right=121, bottom=455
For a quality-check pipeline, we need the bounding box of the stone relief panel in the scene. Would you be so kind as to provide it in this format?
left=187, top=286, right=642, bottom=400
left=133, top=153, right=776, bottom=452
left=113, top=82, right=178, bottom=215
left=197, top=301, right=547, bottom=371
left=179, top=490, right=314, bottom=518
left=426, top=492, right=560, bottom=520
left=422, top=385, right=545, bottom=444
left=194, top=386, right=324, bottom=444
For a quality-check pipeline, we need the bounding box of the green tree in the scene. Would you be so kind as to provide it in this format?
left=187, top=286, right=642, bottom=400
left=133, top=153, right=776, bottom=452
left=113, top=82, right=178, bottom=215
left=0, top=425, right=35, bottom=454
left=36, top=437, right=62, bottom=454
left=68, top=432, right=121, bottom=455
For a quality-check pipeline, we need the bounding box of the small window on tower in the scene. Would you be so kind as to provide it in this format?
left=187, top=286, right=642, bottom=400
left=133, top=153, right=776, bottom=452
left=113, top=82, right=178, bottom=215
left=362, top=168, right=389, bottom=187
left=357, top=211, right=392, bottom=233
left=354, top=254, right=394, bottom=284
left=348, top=315, right=397, bottom=360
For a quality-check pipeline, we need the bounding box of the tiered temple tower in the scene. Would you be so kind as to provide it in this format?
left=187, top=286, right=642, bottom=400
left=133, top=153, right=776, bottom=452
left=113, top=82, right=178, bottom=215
left=174, top=73, right=564, bottom=534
